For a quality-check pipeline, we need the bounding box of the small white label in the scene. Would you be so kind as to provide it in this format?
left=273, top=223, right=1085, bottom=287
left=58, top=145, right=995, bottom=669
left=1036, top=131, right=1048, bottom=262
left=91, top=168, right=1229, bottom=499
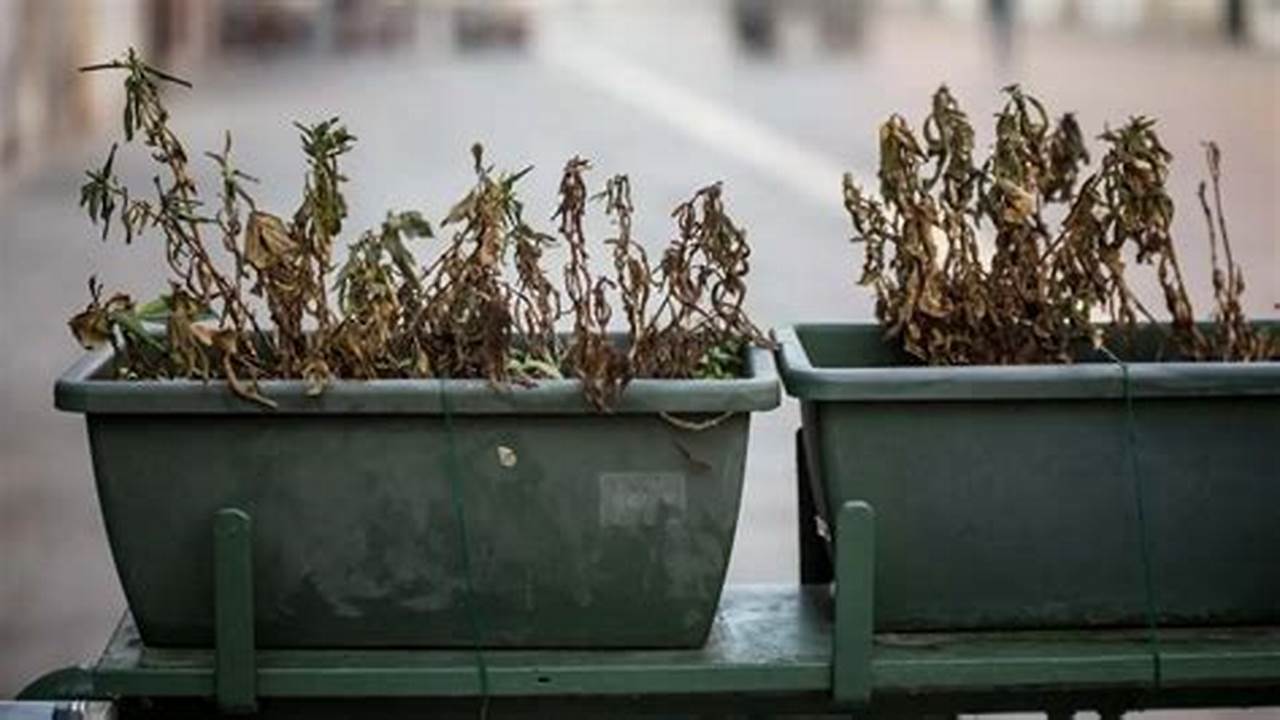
left=496, top=445, right=518, bottom=468
left=599, top=472, right=687, bottom=527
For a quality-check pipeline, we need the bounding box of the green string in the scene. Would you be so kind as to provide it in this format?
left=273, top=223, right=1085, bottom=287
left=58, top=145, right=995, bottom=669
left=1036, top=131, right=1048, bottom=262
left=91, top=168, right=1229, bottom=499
left=1102, top=346, right=1162, bottom=689
left=439, top=377, right=491, bottom=718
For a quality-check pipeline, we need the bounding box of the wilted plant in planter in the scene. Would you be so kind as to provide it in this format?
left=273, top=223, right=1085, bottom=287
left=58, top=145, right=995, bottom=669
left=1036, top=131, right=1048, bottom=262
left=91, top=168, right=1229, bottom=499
left=69, top=49, right=772, bottom=410
left=57, top=50, right=779, bottom=649
left=842, top=84, right=1275, bottom=364
left=777, top=85, right=1279, bottom=633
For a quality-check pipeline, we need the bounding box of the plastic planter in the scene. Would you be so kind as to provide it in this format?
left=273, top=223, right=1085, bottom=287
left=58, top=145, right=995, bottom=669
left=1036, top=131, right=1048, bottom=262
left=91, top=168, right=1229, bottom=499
left=778, top=322, right=1279, bottom=631
left=56, top=346, right=780, bottom=648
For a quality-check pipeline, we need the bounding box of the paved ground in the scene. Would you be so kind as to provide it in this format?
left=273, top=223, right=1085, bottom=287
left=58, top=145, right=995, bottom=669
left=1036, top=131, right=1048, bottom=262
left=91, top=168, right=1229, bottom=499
left=1, top=1, right=1277, bottom=711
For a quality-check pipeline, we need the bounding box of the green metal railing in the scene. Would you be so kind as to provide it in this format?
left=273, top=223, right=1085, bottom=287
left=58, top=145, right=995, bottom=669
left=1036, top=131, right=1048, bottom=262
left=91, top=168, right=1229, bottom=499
left=17, top=439, right=1280, bottom=718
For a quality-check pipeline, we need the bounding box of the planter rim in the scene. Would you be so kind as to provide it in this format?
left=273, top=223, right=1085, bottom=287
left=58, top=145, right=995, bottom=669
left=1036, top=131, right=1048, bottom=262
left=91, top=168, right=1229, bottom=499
left=56, top=345, right=780, bottom=415
left=777, top=322, right=1280, bottom=402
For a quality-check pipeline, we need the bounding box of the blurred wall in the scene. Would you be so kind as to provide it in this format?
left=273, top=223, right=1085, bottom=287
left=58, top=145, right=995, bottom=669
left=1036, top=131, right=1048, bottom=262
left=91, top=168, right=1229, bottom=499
left=0, top=0, right=223, bottom=191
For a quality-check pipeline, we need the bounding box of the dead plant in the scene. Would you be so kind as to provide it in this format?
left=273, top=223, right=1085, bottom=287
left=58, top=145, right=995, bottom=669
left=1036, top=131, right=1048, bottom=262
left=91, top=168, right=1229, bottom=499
left=845, top=84, right=1275, bottom=365
left=69, top=50, right=772, bottom=410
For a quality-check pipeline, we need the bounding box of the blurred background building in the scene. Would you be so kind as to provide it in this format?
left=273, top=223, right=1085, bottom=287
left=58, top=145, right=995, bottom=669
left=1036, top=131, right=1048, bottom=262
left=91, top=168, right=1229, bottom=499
left=1, top=0, right=1277, bottom=191
left=1, top=0, right=1278, bottom=712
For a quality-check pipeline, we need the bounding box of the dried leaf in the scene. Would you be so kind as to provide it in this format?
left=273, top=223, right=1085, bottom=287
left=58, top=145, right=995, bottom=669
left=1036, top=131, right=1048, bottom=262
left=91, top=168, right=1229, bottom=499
left=244, top=211, right=295, bottom=270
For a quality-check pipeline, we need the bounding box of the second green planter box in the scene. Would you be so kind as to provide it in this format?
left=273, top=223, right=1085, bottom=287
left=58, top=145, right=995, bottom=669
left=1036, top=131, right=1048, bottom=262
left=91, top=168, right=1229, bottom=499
left=778, top=322, right=1280, bottom=631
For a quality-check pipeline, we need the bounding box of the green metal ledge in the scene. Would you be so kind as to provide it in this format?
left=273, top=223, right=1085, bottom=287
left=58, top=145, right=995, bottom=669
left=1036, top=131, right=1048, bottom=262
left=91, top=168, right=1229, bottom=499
left=19, top=493, right=1280, bottom=716
left=23, top=587, right=1280, bottom=713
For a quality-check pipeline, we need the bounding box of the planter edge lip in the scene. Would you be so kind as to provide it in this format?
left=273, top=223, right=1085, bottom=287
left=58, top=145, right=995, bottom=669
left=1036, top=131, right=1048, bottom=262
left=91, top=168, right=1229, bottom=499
left=776, top=322, right=1280, bottom=402
left=54, top=344, right=781, bottom=416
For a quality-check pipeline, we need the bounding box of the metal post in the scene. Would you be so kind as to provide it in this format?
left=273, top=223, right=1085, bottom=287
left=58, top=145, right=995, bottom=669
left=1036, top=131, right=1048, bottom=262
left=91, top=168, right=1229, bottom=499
left=214, top=508, right=257, bottom=714
left=832, top=500, right=875, bottom=706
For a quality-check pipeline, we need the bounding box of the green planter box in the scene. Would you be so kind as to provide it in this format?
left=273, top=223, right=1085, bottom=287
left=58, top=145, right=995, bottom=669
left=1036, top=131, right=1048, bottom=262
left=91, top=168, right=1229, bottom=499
left=778, top=323, right=1280, bottom=631
left=56, top=347, right=780, bottom=649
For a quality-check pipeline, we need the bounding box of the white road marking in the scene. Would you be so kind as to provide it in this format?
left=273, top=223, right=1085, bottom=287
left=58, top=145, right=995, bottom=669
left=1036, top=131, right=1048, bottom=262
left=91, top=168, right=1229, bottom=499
left=537, top=36, right=875, bottom=209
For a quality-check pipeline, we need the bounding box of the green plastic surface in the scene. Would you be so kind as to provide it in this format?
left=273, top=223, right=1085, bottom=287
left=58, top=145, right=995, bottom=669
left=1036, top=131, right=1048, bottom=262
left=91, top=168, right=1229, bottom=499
left=54, top=348, right=779, bottom=649
left=777, top=323, right=1280, bottom=631
left=55, top=347, right=779, bottom=415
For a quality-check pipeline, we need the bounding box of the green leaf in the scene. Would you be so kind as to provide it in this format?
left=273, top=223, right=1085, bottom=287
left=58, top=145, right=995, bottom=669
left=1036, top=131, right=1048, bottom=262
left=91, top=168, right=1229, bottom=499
left=110, top=309, right=167, bottom=352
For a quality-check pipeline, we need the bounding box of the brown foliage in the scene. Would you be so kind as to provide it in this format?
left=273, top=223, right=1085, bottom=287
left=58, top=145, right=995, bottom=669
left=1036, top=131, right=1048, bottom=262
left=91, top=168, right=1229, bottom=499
left=70, top=51, right=771, bottom=409
left=844, top=85, right=1275, bottom=365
